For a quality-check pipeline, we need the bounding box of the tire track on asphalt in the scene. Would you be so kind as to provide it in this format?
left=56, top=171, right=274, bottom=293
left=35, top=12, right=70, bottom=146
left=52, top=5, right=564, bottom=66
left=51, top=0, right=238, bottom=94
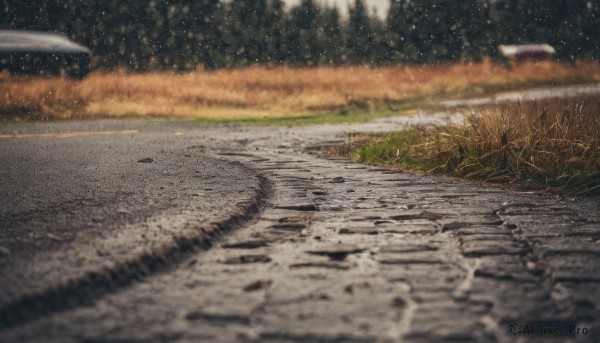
left=0, top=170, right=272, bottom=330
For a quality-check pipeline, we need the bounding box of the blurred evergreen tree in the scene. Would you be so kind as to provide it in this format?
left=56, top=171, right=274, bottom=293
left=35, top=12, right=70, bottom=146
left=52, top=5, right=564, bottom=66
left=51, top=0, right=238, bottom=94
left=225, top=0, right=271, bottom=66
left=289, top=0, right=321, bottom=66
left=467, top=0, right=495, bottom=60
left=369, top=12, right=388, bottom=65
left=265, top=0, right=290, bottom=65
left=387, top=0, right=421, bottom=63
left=347, top=0, right=373, bottom=64
left=178, top=0, right=223, bottom=70
left=194, top=0, right=227, bottom=70
left=319, top=6, right=345, bottom=65
left=582, top=0, right=600, bottom=59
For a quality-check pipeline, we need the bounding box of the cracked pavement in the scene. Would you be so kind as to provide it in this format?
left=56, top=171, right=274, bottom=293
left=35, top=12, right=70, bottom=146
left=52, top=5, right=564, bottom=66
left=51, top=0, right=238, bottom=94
left=1, top=84, right=600, bottom=342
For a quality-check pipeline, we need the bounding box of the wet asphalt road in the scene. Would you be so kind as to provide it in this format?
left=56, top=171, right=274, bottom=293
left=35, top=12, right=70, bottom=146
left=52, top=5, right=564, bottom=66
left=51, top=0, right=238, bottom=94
left=1, top=83, right=599, bottom=342
left=0, top=123, right=267, bottom=326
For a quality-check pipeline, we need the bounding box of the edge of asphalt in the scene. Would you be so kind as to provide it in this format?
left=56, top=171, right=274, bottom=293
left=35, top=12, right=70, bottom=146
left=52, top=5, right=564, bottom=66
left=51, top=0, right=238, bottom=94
left=0, top=169, right=273, bottom=330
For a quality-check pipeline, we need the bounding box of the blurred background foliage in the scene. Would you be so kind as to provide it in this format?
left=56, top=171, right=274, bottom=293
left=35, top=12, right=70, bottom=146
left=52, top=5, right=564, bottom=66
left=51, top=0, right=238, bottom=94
left=2, top=0, right=598, bottom=71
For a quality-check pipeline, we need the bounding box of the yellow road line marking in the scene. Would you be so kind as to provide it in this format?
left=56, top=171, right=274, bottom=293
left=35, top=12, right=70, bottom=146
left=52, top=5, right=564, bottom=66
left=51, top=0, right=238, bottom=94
left=403, top=108, right=419, bottom=115
left=0, top=130, right=139, bottom=139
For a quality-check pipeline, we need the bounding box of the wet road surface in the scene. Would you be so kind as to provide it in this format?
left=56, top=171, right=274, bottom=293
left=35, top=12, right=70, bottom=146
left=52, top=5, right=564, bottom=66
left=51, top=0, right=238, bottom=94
left=1, top=84, right=599, bottom=342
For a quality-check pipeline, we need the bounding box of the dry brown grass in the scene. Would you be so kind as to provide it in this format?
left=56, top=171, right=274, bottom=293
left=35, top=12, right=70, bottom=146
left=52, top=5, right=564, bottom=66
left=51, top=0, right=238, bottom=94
left=343, top=96, right=600, bottom=194
left=2, top=59, right=600, bottom=120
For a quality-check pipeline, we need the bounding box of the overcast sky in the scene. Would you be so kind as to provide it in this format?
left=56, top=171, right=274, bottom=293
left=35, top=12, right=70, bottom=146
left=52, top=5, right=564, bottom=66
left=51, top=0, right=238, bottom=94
left=284, top=0, right=390, bottom=18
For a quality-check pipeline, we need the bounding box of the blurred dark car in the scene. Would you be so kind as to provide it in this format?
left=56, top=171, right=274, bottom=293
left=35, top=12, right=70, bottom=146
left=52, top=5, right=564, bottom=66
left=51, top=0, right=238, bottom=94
left=0, top=30, right=90, bottom=79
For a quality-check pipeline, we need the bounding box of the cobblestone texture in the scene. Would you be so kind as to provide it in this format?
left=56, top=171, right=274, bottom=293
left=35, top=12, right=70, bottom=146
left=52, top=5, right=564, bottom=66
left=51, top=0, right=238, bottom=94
left=1, top=100, right=600, bottom=342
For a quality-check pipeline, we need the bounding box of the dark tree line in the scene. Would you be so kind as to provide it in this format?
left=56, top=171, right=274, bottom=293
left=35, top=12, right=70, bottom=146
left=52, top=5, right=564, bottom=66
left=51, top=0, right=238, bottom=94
left=2, top=0, right=598, bottom=71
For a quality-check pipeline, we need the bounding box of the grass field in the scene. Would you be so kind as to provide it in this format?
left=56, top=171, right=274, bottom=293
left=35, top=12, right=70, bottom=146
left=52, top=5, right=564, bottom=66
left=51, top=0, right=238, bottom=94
left=335, top=96, right=600, bottom=194
left=2, top=59, right=600, bottom=121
